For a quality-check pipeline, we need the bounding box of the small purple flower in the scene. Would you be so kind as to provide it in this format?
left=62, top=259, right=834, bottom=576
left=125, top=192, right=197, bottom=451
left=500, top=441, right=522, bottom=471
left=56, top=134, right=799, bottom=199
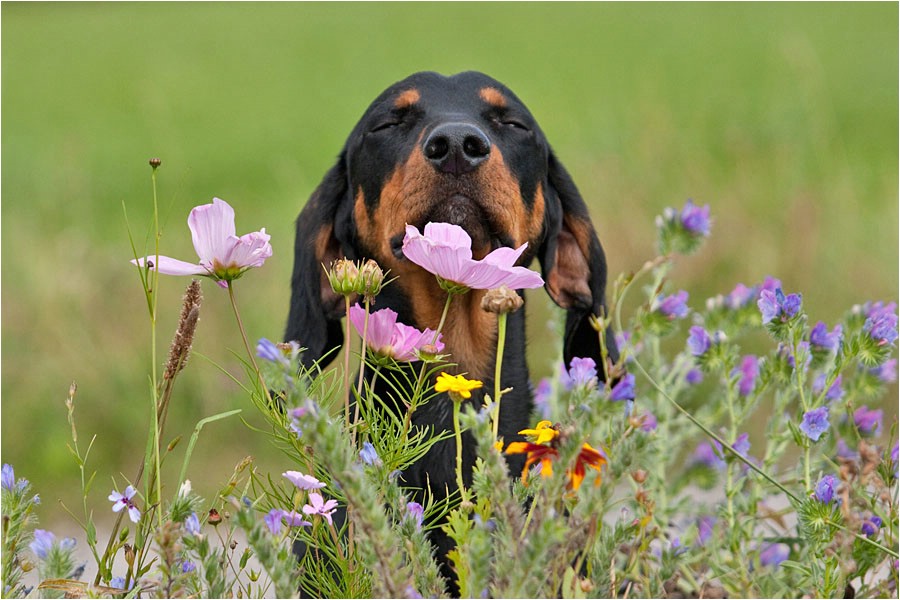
left=302, top=493, right=339, bottom=525
left=281, top=510, right=313, bottom=528
left=685, top=368, right=704, bottom=385
left=732, top=433, right=751, bottom=458
left=759, top=276, right=782, bottom=295
left=861, top=516, right=883, bottom=538
left=29, top=530, right=56, bottom=559
left=813, top=374, right=843, bottom=403
left=405, top=502, right=424, bottom=529
left=809, top=322, right=842, bottom=351
left=1, top=464, right=16, bottom=492
left=759, top=543, right=789, bottom=568
left=697, top=516, right=716, bottom=546
left=692, top=441, right=725, bottom=469
left=799, top=406, right=830, bottom=442
left=836, top=438, right=856, bottom=459
left=184, top=512, right=201, bottom=536
left=814, top=474, right=838, bottom=504
left=283, top=471, right=326, bottom=491
left=565, top=357, right=598, bottom=389
left=853, top=406, right=883, bottom=437
left=109, top=485, right=140, bottom=523
left=733, top=355, right=759, bottom=396
left=680, top=200, right=711, bottom=236
left=870, top=358, right=897, bottom=383
left=609, top=373, right=635, bottom=402
left=265, top=509, right=285, bottom=535
left=640, top=411, right=658, bottom=433
left=656, top=290, right=690, bottom=319
left=864, top=303, right=899, bottom=346
left=359, top=442, right=381, bottom=466
left=687, top=326, right=711, bottom=356
left=758, top=288, right=802, bottom=324
left=257, top=338, right=290, bottom=367
left=724, top=283, right=755, bottom=309
left=181, top=560, right=196, bottom=574
left=533, top=378, right=552, bottom=420
left=110, top=577, right=133, bottom=591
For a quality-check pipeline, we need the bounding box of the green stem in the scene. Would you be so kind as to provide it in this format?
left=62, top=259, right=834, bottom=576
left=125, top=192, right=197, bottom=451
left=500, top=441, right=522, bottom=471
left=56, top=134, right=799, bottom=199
left=343, top=295, right=352, bottom=430
left=452, top=399, right=468, bottom=504
left=492, top=312, right=507, bottom=441
left=227, top=282, right=271, bottom=406
left=352, top=297, right=371, bottom=445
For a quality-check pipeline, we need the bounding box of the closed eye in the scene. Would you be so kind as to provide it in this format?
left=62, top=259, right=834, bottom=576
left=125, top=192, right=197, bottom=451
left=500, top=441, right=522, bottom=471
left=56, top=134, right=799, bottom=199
left=370, top=120, right=402, bottom=133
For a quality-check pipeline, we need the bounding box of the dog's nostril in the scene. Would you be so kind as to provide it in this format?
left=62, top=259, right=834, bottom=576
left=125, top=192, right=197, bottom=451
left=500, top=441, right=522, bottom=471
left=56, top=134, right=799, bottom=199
left=463, top=135, right=490, bottom=159
left=424, top=136, right=450, bottom=161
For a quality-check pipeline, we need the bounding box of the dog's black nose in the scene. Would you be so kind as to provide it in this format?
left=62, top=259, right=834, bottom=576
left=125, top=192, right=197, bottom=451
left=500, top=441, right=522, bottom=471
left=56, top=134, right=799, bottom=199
left=423, top=123, right=491, bottom=176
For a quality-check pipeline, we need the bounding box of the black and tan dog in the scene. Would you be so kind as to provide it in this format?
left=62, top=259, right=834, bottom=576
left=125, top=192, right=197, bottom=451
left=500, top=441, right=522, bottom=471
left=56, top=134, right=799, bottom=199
left=285, top=70, right=619, bottom=589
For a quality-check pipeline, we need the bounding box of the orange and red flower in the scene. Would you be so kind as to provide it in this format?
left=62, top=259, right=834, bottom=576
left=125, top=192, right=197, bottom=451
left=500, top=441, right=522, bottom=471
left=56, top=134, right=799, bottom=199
left=504, top=421, right=608, bottom=491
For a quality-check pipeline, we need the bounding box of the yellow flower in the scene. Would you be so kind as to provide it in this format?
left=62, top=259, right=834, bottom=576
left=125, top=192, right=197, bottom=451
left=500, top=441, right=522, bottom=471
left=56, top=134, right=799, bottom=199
left=518, top=420, right=559, bottom=445
left=434, top=372, right=483, bottom=401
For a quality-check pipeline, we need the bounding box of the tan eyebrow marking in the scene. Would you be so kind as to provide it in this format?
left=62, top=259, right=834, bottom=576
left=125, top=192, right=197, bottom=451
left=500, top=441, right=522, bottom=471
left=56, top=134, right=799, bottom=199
left=394, top=88, right=421, bottom=109
left=479, top=87, right=507, bottom=108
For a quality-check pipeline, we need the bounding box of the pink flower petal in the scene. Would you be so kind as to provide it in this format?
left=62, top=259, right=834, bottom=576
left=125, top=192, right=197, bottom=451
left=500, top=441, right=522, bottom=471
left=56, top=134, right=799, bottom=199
left=188, top=198, right=236, bottom=263
left=221, top=229, right=273, bottom=269
left=131, top=256, right=209, bottom=277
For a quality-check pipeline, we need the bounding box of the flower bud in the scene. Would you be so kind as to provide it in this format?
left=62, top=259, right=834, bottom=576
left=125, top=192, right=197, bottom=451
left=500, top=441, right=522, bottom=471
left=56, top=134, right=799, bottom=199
left=359, top=259, right=385, bottom=300
left=326, top=258, right=361, bottom=296
left=481, top=285, right=524, bottom=314
left=207, top=508, right=222, bottom=526
left=631, top=469, right=648, bottom=484
left=149, top=157, right=162, bottom=168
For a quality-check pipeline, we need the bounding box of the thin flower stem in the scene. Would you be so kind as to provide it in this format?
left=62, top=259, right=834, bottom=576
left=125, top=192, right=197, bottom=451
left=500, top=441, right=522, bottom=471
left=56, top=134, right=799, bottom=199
left=227, top=282, right=272, bottom=406
left=352, top=297, right=371, bottom=445
left=452, top=399, right=469, bottom=505
left=343, top=296, right=352, bottom=430
left=492, top=312, right=507, bottom=441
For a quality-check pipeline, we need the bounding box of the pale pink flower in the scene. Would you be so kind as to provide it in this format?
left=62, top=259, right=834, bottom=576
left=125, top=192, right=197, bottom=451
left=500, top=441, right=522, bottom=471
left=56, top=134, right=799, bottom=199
left=108, top=485, right=141, bottom=523
left=302, top=492, right=339, bottom=525
left=401, top=223, right=543, bottom=291
left=348, top=304, right=444, bottom=361
left=132, top=198, right=272, bottom=288
left=282, top=470, right=326, bottom=490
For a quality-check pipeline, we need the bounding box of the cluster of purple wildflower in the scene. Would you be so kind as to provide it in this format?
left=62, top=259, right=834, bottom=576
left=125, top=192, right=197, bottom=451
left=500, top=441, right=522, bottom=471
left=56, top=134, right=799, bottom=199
left=862, top=302, right=899, bottom=346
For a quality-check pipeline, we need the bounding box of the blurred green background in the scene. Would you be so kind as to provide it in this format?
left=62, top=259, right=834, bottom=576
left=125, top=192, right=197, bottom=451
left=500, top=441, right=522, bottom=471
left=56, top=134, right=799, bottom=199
left=3, top=3, right=897, bottom=523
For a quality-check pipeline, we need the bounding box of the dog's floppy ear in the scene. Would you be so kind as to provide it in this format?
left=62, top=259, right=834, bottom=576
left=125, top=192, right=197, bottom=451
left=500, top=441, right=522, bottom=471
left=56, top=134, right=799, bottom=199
left=539, top=149, right=620, bottom=377
left=285, top=153, right=354, bottom=368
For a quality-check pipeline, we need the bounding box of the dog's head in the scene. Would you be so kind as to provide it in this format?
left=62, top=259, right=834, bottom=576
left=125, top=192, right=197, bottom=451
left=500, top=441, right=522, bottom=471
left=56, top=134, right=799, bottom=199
left=286, top=71, right=617, bottom=375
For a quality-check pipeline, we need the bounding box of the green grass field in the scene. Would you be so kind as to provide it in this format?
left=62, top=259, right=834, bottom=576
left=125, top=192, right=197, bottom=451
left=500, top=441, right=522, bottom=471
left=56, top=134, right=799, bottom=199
left=2, top=3, right=897, bottom=521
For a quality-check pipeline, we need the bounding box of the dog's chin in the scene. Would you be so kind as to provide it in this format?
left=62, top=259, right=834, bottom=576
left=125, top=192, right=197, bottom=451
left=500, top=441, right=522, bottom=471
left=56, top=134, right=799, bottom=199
left=427, top=194, right=492, bottom=255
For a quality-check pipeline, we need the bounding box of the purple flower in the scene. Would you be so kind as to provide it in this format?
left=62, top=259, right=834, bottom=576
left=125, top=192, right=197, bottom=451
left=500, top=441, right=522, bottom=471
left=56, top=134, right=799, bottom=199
left=687, top=326, right=711, bottom=356
left=685, top=368, right=704, bottom=385
left=181, top=560, right=196, bottom=574
left=405, top=502, right=424, bottom=529
left=109, top=485, right=141, bottom=523
left=1, top=464, right=19, bottom=492
left=656, top=290, right=690, bottom=319
left=281, top=510, right=313, bottom=528
left=533, top=378, right=553, bottom=420
left=870, top=358, right=897, bottom=383
left=609, top=373, right=635, bottom=402
left=30, top=530, right=56, bottom=559
left=864, top=310, right=899, bottom=346
left=732, top=433, right=751, bottom=458
left=759, top=276, right=782, bottom=294
left=348, top=304, right=444, bottom=362
left=302, top=493, right=339, bottom=525
left=759, top=543, right=789, bottom=568
left=264, top=509, right=285, bottom=535
left=401, top=222, right=543, bottom=291
left=799, top=406, right=830, bottom=442
left=679, top=200, right=711, bottom=236
left=283, top=471, right=326, bottom=491
left=724, top=283, right=755, bottom=309
left=131, top=197, right=272, bottom=289
left=836, top=438, right=856, bottom=459
left=814, top=474, right=838, bottom=504
left=359, top=442, right=381, bottom=466
left=853, top=406, right=883, bottom=437
left=809, top=322, right=842, bottom=351
left=861, top=516, right=883, bottom=538
left=758, top=288, right=802, bottom=324
left=256, top=338, right=291, bottom=368
left=184, top=512, right=201, bottom=536
left=733, top=355, right=759, bottom=396
left=813, top=374, right=843, bottom=403
left=640, top=411, right=658, bottom=432
left=564, top=357, right=598, bottom=389
left=697, top=516, right=716, bottom=546
left=692, top=441, right=725, bottom=469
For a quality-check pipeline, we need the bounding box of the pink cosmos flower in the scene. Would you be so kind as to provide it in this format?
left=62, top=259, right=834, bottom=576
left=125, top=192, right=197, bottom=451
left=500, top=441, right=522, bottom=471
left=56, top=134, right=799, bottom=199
left=401, top=223, right=543, bottom=291
left=302, top=492, right=339, bottom=525
left=348, top=303, right=444, bottom=361
left=132, top=197, right=272, bottom=288
left=282, top=470, right=326, bottom=490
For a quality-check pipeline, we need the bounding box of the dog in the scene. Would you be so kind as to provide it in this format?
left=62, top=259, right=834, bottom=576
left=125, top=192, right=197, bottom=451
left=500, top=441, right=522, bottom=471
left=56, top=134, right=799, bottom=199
left=285, top=70, right=619, bottom=592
